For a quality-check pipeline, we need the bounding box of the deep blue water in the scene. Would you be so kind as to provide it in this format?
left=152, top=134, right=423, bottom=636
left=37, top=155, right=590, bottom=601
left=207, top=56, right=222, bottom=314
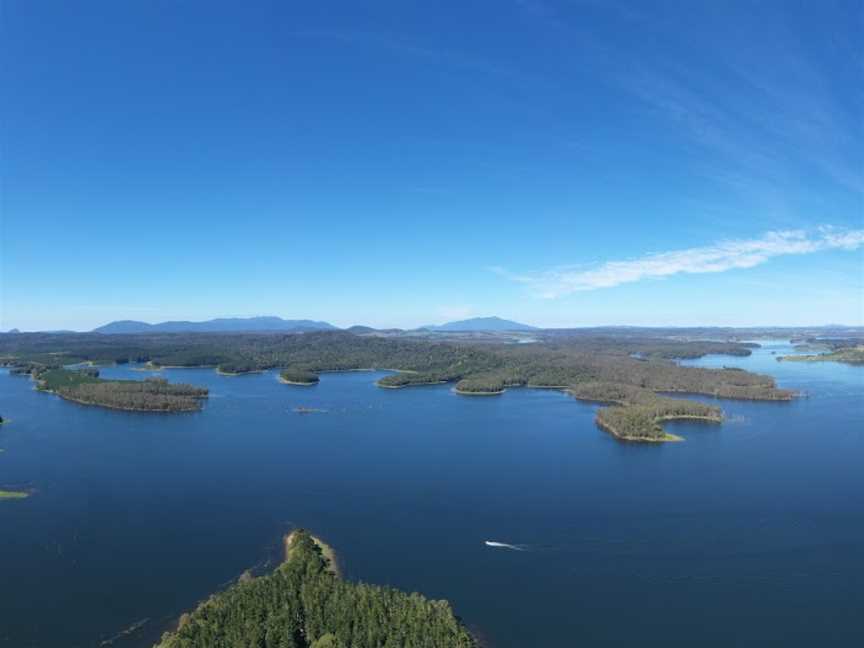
left=0, top=341, right=862, bottom=647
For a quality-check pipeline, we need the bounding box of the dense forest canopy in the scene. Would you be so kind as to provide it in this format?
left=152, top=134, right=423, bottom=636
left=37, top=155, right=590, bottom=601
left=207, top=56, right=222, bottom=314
left=156, top=530, right=476, bottom=648
left=29, top=367, right=208, bottom=412
left=0, top=330, right=767, bottom=371
left=569, top=382, right=723, bottom=441
left=0, top=330, right=796, bottom=439
left=280, top=368, right=321, bottom=385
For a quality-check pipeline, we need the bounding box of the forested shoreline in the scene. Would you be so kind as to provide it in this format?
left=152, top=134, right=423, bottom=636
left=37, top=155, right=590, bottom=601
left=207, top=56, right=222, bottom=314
left=774, top=338, right=864, bottom=365
left=155, top=530, right=476, bottom=648
left=778, top=347, right=864, bottom=365
left=0, top=330, right=796, bottom=440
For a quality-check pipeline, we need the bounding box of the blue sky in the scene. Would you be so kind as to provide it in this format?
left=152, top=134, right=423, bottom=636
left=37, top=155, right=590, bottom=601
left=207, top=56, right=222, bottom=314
left=2, top=0, right=862, bottom=330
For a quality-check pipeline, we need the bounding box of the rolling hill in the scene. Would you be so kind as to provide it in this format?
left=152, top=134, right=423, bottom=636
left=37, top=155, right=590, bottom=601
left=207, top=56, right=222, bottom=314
left=93, top=316, right=337, bottom=334
left=422, top=316, right=537, bottom=332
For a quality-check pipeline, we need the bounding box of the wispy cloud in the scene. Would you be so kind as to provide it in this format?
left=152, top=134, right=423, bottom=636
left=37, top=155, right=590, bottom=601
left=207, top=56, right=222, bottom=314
left=493, top=228, right=864, bottom=298
left=515, top=1, right=863, bottom=212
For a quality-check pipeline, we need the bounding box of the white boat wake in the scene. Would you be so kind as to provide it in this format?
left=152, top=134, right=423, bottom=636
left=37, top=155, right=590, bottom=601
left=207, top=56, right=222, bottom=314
left=484, top=540, right=525, bottom=551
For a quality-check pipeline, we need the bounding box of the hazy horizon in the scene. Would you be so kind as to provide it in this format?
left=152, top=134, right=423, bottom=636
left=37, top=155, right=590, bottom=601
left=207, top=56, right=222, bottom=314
left=5, top=313, right=864, bottom=334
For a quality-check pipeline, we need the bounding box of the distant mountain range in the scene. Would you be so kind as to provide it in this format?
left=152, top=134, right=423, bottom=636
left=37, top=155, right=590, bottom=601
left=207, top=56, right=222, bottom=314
left=76, top=315, right=536, bottom=335
left=421, top=316, right=537, bottom=332
left=93, top=317, right=338, bottom=334
left=7, top=318, right=861, bottom=336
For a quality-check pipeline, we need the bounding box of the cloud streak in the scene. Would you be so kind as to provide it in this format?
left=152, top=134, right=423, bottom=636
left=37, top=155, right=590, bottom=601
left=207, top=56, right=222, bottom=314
left=494, top=228, right=864, bottom=298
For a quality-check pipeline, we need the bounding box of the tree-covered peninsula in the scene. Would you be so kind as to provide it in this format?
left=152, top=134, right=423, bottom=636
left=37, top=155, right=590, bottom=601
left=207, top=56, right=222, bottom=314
left=155, top=530, right=475, bottom=648
left=568, top=382, right=722, bottom=442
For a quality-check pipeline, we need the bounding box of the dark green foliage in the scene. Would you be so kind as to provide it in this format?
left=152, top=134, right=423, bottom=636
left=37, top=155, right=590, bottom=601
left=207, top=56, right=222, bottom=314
left=57, top=380, right=208, bottom=412
left=37, top=368, right=102, bottom=390
left=0, top=332, right=505, bottom=383
left=628, top=340, right=756, bottom=359
left=454, top=375, right=506, bottom=393
left=310, top=634, right=343, bottom=648
left=156, top=530, right=475, bottom=648
left=1, top=331, right=795, bottom=435
left=596, top=406, right=664, bottom=440
left=280, top=368, right=320, bottom=384
left=6, top=360, right=58, bottom=376
left=804, top=337, right=863, bottom=351
left=570, top=381, right=723, bottom=440
left=218, top=361, right=261, bottom=374
left=377, top=372, right=447, bottom=388
left=151, top=351, right=227, bottom=368
left=568, top=381, right=650, bottom=404
left=35, top=368, right=207, bottom=412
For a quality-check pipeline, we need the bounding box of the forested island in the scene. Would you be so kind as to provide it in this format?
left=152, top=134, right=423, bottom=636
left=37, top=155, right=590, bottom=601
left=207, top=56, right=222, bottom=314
left=279, top=368, right=320, bottom=385
left=155, top=529, right=475, bottom=648
left=0, top=330, right=797, bottom=441
left=29, top=367, right=208, bottom=412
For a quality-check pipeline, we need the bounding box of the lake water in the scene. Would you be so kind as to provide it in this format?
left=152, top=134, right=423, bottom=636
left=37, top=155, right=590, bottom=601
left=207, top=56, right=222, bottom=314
left=1, top=340, right=862, bottom=647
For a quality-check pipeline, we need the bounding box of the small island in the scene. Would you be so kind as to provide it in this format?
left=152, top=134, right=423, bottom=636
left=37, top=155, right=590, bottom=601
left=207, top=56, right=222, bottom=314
left=155, top=529, right=476, bottom=648
left=33, top=367, right=209, bottom=412
left=280, top=368, right=320, bottom=385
